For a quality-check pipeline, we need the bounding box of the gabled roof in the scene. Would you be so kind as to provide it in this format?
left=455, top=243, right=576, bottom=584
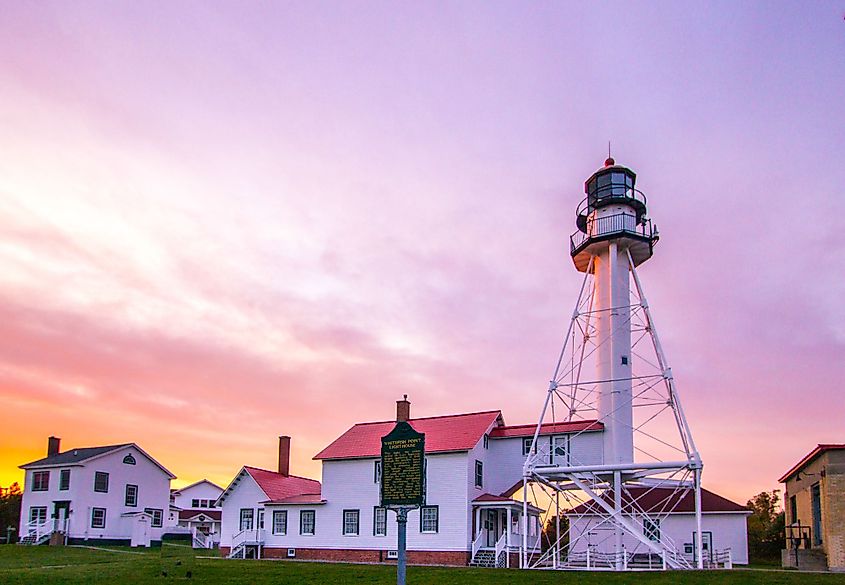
left=178, top=510, right=222, bottom=521
left=172, top=479, right=224, bottom=495
left=313, top=411, right=504, bottom=460
left=490, top=420, right=603, bottom=438
left=778, top=444, right=845, bottom=483
left=217, top=466, right=321, bottom=506
left=567, top=487, right=749, bottom=516
left=20, top=444, right=131, bottom=468
left=245, top=466, right=321, bottom=502
left=20, top=443, right=175, bottom=479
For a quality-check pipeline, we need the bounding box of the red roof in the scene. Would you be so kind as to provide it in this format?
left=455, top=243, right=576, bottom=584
left=265, top=494, right=326, bottom=505
left=490, top=420, right=603, bottom=438
left=778, top=444, right=845, bottom=483
left=178, top=510, right=221, bottom=521
left=313, top=411, right=503, bottom=460
left=473, top=493, right=515, bottom=503
left=244, top=466, right=321, bottom=501
left=568, top=487, right=748, bottom=515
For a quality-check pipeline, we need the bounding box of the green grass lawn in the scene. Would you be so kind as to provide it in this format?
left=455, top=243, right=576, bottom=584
left=1, top=544, right=843, bottom=584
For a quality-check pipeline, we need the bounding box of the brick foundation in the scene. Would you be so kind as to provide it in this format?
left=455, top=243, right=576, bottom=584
left=224, top=546, right=470, bottom=566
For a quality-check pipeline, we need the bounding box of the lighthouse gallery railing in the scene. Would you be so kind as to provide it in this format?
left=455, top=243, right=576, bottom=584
left=570, top=212, right=656, bottom=254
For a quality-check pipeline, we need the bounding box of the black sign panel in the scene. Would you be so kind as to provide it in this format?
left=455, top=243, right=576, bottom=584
left=380, top=422, right=425, bottom=507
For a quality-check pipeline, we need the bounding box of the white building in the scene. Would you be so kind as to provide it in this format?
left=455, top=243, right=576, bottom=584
left=19, top=437, right=175, bottom=547
left=217, top=399, right=583, bottom=565
left=168, top=479, right=224, bottom=547
left=567, top=487, right=751, bottom=567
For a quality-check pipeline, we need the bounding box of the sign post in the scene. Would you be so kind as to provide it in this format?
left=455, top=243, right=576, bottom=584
left=381, top=421, right=425, bottom=585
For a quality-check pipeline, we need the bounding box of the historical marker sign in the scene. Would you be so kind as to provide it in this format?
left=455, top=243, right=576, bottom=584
left=380, top=422, right=425, bottom=507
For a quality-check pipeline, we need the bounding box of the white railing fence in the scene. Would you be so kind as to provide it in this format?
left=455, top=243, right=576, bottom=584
left=471, top=530, right=484, bottom=561
left=231, top=528, right=265, bottom=550
left=192, top=528, right=214, bottom=549
left=24, top=519, right=52, bottom=544
left=494, top=532, right=507, bottom=568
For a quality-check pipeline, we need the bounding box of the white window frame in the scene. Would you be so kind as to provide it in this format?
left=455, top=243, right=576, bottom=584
left=373, top=507, right=387, bottom=537
left=343, top=509, right=359, bottom=536
left=374, top=460, right=382, bottom=484
left=240, top=508, right=254, bottom=531
left=522, top=437, right=536, bottom=456
left=272, top=510, right=287, bottom=535
left=32, top=471, right=49, bottom=492
left=94, top=471, right=109, bottom=493
left=29, top=507, right=48, bottom=524
left=420, top=506, right=438, bottom=533
left=551, top=435, right=568, bottom=465
left=91, top=507, right=107, bottom=529
left=474, top=460, right=483, bottom=488
left=144, top=508, right=163, bottom=528
left=59, top=469, right=70, bottom=491
left=300, top=510, right=315, bottom=535
left=125, top=484, right=138, bottom=507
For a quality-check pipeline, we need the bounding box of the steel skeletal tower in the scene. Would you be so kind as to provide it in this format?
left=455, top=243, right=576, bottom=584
left=520, top=158, right=704, bottom=571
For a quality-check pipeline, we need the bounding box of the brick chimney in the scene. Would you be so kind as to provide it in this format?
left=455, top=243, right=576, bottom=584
left=278, top=436, right=291, bottom=477
left=396, top=395, right=410, bottom=422
left=47, top=436, right=61, bottom=457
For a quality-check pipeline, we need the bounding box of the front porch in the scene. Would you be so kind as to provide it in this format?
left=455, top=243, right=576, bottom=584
left=470, top=494, right=542, bottom=568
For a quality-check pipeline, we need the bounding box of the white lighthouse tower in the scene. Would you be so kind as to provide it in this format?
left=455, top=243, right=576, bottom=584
left=521, top=158, right=705, bottom=571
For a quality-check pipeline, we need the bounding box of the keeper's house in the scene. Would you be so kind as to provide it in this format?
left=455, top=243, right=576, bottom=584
left=19, top=437, right=175, bottom=547
left=218, top=398, right=601, bottom=565
left=780, top=444, right=845, bottom=572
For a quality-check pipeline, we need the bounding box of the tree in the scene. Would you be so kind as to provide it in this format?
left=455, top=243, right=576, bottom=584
left=746, top=490, right=785, bottom=561
left=0, top=483, right=22, bottom=543
left=542, top=513, right=569, bottom=554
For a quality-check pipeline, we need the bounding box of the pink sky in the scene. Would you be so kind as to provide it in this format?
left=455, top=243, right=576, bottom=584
left=0, top=2, right=843, bottom=504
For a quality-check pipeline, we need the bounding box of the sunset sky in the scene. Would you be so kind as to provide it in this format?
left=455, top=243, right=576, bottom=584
left=1, top=2, right=843, bottom=505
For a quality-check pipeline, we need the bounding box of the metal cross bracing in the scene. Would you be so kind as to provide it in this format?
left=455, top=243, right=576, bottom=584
left=519, top=250, right=706, bottom=571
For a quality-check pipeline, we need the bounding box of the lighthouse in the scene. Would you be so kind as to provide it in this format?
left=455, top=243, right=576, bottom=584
left=522, top=158, right=703, bottom=571
left=572, top=158, right=657, bottom=465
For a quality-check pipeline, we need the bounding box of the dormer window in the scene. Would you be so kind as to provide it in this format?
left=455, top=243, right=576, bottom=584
left=123, top=454, right=136, bottom=465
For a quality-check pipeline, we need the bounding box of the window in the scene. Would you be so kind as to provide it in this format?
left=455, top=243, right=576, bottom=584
left=373, top=507, right=387, bottom=536
left=342, top=509, right=359, bottom=536
left=474, top=460, right=483, bottom=488
left=192, top=499, right=200, bottom=508
left=29, top=507, right=48, bottom=524
left=789, top=495, right=798, bottom=524
left=239, top=508, right=254, bottom=531
left=32, top=471, right=49, bottom=491
left=144, top=508, right=163, bottom=528
left=272, top=510, right=287, bottom=535
left=421, top=506, right=438, bottom=533
left=300, top=510, right=315, bottom=535
left=125, top=484, right=138, bottom=507
left=522, top=437, right=536, bottom=456
left=374, top=460, right=382, bottom=484
left=91, top=507, right=106, bottom=529
left=551, top=436, right=568, bottom=465
left=644, top=518, right=660, bottom=541
left=122, top=454, right=136, bottom=465
left=59, top=469, right=70, bottom=491
left=258, top=509, right=265, bottom=530
left=483, top=434, right=489, bottom=449
left=94, top=471, right=109, bottom=493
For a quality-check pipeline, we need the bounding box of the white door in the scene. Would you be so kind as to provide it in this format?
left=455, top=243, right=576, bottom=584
left=552, top=436, right=568, bottom=465
left=130, top=516, right=151, bottom=548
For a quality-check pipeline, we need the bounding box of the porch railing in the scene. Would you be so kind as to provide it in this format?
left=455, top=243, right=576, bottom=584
left=471, top=530, right=484, bottom=561
left=192, top=528, right=214, bottom=549
left=494, top=532, right=507, bottom=568
left=231, top=528, right=265, bottom=549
